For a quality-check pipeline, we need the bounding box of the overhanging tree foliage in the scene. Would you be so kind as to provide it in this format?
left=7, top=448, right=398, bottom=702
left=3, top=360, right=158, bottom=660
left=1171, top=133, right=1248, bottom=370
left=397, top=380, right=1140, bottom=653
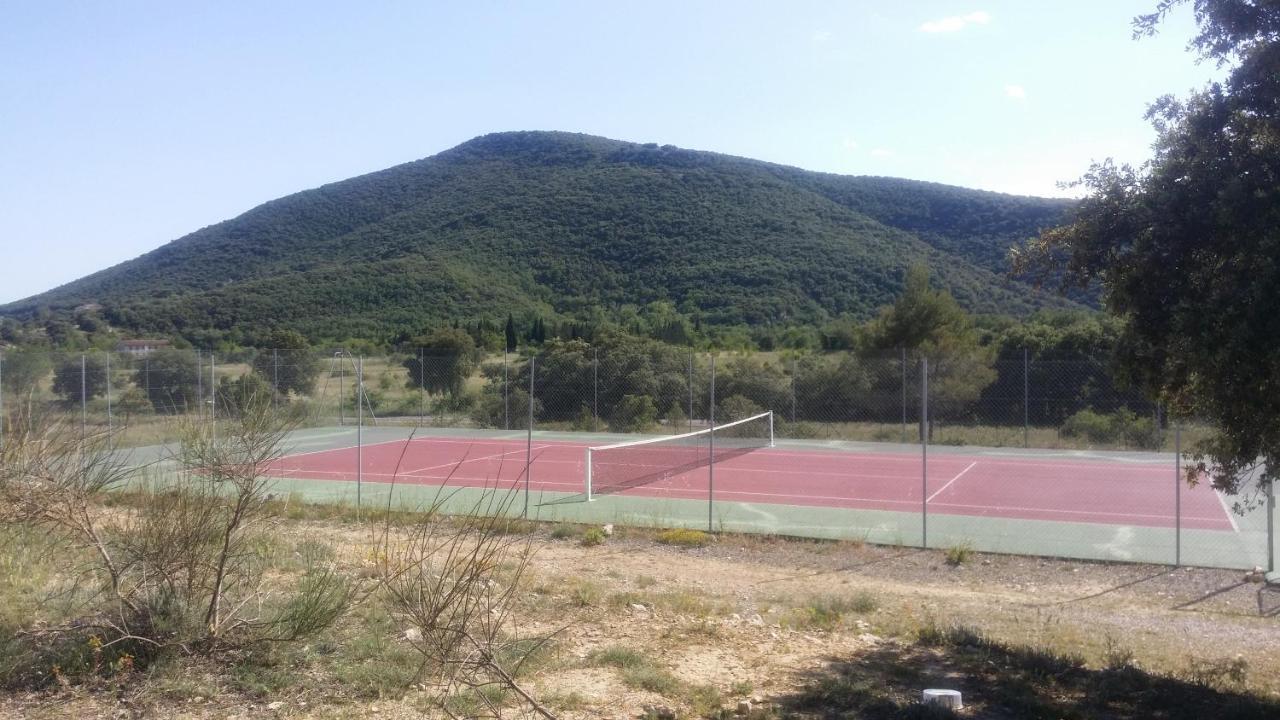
left=1016, top=0, right=1280, bottom=493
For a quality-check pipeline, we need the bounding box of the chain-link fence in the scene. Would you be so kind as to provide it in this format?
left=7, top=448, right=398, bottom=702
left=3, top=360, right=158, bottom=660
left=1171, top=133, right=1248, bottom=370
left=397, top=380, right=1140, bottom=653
left=1, top=345, right=1274, bottom=572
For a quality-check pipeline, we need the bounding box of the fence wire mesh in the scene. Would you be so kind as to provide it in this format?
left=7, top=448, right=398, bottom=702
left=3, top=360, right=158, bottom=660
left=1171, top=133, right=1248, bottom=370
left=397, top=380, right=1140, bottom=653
left=0, top=344, right=1273, bottom=571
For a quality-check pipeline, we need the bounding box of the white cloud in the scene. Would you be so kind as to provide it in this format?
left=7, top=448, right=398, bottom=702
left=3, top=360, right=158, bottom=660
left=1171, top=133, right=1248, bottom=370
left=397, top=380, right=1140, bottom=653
left=1004, top=84, right=1026, bottom=100
left=842, top=137, right=860, bottom=150
left=870, top=148, right=894, bottom=158
left=919, top=11, right=991, bottom=34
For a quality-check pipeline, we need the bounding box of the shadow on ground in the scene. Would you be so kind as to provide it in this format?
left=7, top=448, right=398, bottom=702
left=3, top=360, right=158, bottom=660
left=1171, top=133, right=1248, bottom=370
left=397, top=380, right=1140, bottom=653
left=773, top=626, right=1280, bottom=720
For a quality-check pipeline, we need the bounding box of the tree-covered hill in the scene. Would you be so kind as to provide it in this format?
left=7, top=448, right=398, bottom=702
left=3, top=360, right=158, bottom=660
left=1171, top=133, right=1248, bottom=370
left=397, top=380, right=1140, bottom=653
left=0, top=131, right=1083, bottom=342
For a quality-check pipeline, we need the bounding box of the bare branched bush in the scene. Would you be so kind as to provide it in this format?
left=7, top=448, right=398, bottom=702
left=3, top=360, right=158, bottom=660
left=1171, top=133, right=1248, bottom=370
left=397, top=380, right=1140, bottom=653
left=0, top=390, right=352, bottom=687
left=376, top=488, right=559, bottom=719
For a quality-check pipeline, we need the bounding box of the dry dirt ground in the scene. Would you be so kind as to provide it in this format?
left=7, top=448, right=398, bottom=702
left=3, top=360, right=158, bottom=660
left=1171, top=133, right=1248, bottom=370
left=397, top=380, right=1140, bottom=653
left=3, top=519, right=1279, bottom=719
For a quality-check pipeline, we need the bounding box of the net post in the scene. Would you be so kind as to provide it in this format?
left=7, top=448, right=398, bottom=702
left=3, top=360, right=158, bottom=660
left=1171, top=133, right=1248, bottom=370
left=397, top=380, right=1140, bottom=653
left=768, top=411, right=774, bottom=448
left=584, top=447, right=593, bottom=502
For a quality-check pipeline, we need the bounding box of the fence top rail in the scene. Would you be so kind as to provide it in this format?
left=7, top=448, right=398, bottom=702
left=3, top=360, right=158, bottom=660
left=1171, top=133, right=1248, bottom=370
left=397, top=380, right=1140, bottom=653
left=588, top=411, right=772, bottom=452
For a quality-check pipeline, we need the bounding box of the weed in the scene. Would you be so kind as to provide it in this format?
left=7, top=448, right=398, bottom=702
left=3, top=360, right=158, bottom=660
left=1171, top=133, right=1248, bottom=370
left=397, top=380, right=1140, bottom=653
left=580, top=527, right=606, bottom=546
left=568, top=579, right=601, bottom=608
left=944, top=541, right=974, bottom=566
left=785, top=593, right=879, bottom=630
left=656, top=528, right=713, bottom=547
left=1185, top=655, right=1249, bottom=689
left=549, top=523, right=580, bottom=540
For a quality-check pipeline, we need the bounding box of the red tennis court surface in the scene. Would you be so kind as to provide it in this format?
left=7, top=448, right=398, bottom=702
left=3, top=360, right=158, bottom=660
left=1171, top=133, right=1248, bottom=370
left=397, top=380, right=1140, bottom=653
left=267, top=436, right=1234, bottom=531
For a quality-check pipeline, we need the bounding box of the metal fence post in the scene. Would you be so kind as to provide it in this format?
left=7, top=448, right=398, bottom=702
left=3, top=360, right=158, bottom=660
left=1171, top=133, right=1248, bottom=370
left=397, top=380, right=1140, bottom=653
left=1175, top=424, right=1182, bottom=567
left=0, top=351, right=5, bottom=450
left=357, top=355, right=363, bottom=513
left=503, top=351, right=510, bottom=431
left=1268, top=479, right=1276, bottom=577
left=105, top=353, right=112, bottom=431
left=418, top=348, right=425, bottom=427
left=273, top=349, right=279, bottom=410
left=790, top=356, right=797, bottom=423
left=593, top=346, right=599, bottom=432
left=195, top=351, right=202, bottom=419
left=1023, top=347, right=1030, bottom=448
left=901, top=347, right=907, bottom=444
left=708, top=354, right=716, bottom=534
left=525, top=356, right=535, bottom=518
left=688, top=352, right=695, bottom=433
left=922, top=357, right=929, bottom=549
left=210, top=355, right=216, bottom=442
left=337, top=352, right=345, bottom=426
left=80, top=354, right=87, bottom=441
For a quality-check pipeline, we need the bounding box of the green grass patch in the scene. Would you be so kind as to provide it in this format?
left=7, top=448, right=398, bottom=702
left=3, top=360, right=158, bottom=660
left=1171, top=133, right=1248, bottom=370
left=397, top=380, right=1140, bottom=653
left=944, top=541, right=974, bottom=566
left=656, top=528, right=713, bottom=547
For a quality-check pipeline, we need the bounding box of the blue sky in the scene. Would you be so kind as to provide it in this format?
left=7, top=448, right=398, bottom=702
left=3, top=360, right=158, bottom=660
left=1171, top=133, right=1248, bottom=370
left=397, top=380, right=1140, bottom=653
left=0, top=1, right=1214, bottom=304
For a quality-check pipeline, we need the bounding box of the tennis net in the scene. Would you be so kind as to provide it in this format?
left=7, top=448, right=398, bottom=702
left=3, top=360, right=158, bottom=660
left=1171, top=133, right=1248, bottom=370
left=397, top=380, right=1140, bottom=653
left=585, top=411, right=773, bottom=499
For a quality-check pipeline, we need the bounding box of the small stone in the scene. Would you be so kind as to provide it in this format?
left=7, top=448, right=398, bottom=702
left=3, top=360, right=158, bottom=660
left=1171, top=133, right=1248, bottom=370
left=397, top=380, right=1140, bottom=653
left=748, top=613, right=764, bottom=625
left=267, top=701, right=285, bottom=711
left=736, top=699, right=753, bottom=714
left=602, top=523, right=614, bottom=536
left=403, top=627, right=422, bottom=641
left=643, top=704, right=677, bottom=720
left=630, top=603, right=649, bottom=613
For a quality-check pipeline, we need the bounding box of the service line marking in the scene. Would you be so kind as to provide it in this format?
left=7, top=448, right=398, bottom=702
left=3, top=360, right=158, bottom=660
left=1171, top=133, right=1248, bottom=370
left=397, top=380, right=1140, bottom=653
left=927, top=461, right=977, bottom=503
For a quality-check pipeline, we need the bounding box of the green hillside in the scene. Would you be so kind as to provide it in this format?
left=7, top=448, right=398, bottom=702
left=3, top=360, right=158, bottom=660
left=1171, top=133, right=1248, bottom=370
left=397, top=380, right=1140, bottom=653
left=0, top=131, right=1081, bottom=342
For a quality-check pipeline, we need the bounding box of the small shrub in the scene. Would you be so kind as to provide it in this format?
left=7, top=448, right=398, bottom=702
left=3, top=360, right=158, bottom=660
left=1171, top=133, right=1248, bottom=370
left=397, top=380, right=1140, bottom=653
left=550, top=523, right=580, bottom=540
left=588, top=646, right=649, bottom=670
left=656, top=528, right=712, bottom=547
left=580, top=528, right=606, bottom=547
left=944, top=541, right=974, bottom=566
left=609, top=394, right=658, bottom=433
left=787, top=592, right=879, bottom=630
left=1103, top=635, right=1136, bottom=671
left=1185, top=655, right=1249, bottom=688
left=568, top=580, right=600, bottom=607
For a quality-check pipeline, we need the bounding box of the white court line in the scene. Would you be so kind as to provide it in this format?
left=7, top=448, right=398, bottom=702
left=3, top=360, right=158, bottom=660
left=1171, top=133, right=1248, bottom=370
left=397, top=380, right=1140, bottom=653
left=927, top=461, right=977, bottom=502
left=401, top=445, right=550, bottom=475
left=1213, top=489, right=1241, bottom=532
left=278, top=436, right=416, bottom=461
left=929, top=500, right=1226, bottom=524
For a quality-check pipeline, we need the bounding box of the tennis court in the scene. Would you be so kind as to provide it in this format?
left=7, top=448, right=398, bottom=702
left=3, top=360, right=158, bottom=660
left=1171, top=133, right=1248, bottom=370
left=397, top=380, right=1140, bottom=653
left=268, top=433, right=1235, bottom=530
left=260, top=418, right=1268, bottom=574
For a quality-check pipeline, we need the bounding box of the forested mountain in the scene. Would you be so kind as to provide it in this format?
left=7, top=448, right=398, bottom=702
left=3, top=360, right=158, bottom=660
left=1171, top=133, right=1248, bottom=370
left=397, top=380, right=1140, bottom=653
left=0, top=131, right=1082, bottom=343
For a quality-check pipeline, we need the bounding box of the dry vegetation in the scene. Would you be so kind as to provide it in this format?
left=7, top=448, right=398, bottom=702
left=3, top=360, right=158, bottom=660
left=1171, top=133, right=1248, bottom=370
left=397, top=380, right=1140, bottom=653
left=2, top=496, right=1279, bottom=719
